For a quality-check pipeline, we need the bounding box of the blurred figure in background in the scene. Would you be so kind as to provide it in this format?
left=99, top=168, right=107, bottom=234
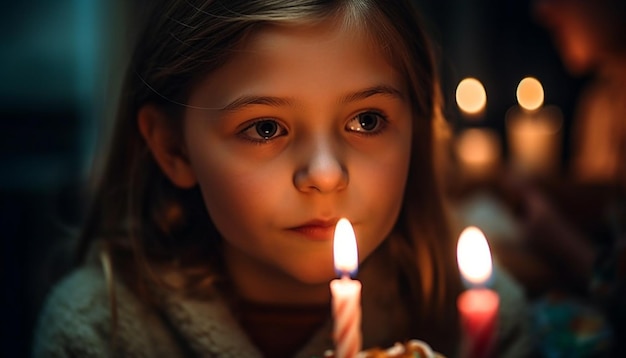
left=506, top=0, right=626, bottom=355
left=535, top=0, right=626, bottom=184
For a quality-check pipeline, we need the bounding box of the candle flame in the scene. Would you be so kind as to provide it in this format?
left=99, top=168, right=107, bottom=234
left=333, top=218, right=358, bottom=275
left=516, top=77, right=544, bottom=111
left=456, top=78, right=487, bottom=115
left=457, top=226, right=493, bottom=285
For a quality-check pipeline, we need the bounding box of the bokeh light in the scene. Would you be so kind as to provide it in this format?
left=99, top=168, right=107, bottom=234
left=456, top=78, right=487, bottom=115
left=516, top=77, right=544, bottom=111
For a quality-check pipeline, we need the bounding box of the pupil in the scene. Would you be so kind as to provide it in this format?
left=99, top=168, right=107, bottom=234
left=256, top=121, right=278, bottom=139
left=359, top=113, right=377, bottom=131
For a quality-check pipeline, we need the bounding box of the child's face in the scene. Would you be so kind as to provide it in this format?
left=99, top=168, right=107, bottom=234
left=182, top=19, right=412, bottom=301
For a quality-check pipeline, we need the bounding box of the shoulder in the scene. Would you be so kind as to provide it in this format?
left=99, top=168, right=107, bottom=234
left=32, top=264, right=181, bottom=357
left=491, top=265, right=535, bottom=357
left=32, top=265, right=113, bottom=357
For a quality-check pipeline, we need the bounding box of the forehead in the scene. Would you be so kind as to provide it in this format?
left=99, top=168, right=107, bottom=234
left=188, top=17, right=405, bottom=108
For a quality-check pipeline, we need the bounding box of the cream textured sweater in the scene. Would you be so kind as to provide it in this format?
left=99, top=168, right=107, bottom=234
left=33, top=258, right=533, bottom=357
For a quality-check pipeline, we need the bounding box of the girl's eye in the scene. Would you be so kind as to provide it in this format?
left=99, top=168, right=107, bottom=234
left=239, top=119, right=287, bottom=142
left=346, top=111, right=388, bottom=134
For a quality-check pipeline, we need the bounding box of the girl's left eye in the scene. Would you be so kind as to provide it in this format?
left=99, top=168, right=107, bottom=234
left=239, top=119, right=287, bottom=142
left=346, top=111, right=388, bottom=134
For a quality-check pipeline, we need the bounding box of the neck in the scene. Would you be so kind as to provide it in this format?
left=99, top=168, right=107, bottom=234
left=223, top=244, right=332, bottom=305
left=237, top=299, right=330, bottom=358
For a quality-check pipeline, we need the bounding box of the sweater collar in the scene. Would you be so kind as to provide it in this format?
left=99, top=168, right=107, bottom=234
left=154, top=247, right=408, bottom=357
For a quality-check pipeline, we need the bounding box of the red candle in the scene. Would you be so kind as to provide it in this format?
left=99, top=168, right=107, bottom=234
left=456, top=226, right=499, bottom=358
left=330, top=218, right=362, bottom=358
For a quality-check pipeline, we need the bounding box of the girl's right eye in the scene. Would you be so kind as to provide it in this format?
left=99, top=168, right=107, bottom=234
left=238, top=119, right=287, bottom=142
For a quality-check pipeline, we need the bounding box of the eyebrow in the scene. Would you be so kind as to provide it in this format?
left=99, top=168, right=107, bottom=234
left=339, top=85, right=404, bottom=104
left=219, top=84, right=403, bottom=112
left=220, top=96, right=293, bottom=112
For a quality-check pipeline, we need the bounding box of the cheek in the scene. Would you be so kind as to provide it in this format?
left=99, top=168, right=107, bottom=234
left=184, top=136, right=293, bottom=245
left=182, top=131, right=257, bottom=236
left=360, top=149, right=410, bottom=201
left=191, top=157, right=267, bottom=231
left=352, top=135, right=412, bottom=258
left=377, top=148, right=410, bottom=215
left=376, top=126, right=413, bottom=202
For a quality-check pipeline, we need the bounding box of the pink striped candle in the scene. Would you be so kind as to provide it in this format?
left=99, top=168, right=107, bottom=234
left=330, top=218, right=362, bottom=358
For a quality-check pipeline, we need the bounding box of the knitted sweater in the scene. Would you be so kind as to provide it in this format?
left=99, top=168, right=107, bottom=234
left=32, top=259, right=533, bottom=357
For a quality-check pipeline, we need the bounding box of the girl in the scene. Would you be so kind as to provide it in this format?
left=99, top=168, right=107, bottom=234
left=33, top=0, right=531, bottom=357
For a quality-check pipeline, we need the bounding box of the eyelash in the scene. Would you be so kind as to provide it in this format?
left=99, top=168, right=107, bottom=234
left=236, top=110, right=390, bottom=143
left=237, top=118, right=288, bottom=144
left=345, top=110, right=389, bottom=136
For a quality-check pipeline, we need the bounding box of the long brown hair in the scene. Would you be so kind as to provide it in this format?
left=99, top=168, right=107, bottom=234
left=78, top=0, right=461, bottom=352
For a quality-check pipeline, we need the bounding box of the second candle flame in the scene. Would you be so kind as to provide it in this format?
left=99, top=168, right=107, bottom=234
left=457, top=226, right=493, bottom=286
left=334, top=218, right=358, bottom=276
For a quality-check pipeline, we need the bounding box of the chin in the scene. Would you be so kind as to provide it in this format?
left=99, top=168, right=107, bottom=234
left=290, top=264, right=336, bottom=285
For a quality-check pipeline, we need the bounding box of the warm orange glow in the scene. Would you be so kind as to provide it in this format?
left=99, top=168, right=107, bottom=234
left=505, top=105, right=563, bottom=176
left=334, top=218, right=358, bottom=273
left=456, top=78, right=487, bottom=115
left=457, top=226, right=493, bottom=285
left=516, top=77, right=544, bottom=111
left=456, top=129, right=499, bottom=167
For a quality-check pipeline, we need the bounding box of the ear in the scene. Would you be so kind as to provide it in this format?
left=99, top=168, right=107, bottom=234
left=137, top=105, right=197, bottom=189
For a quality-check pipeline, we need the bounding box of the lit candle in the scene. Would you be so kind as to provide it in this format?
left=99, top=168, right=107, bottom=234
left=454, top=78, right=501, bottom=182
left=505, top=77, right=562, bottom=177
left=330, top=218, right=362, bottom=358
left=456, top=226, right=499, bottom=358
left=456, top=77, right=487, bottom=120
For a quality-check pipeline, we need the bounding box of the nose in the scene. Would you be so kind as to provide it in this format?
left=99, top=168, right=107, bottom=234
left=293, top=137, right=348, bottom=193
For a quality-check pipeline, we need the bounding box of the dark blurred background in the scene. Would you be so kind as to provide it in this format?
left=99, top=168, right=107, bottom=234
left=0, top=0, right=616, bottom=356
left=422, top=0, right=587, bottom=168
left=1, top=1, right=132, bottom=356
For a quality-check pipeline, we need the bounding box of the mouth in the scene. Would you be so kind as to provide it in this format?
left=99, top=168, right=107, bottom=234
left=289, top=219, right=339, bottom=241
